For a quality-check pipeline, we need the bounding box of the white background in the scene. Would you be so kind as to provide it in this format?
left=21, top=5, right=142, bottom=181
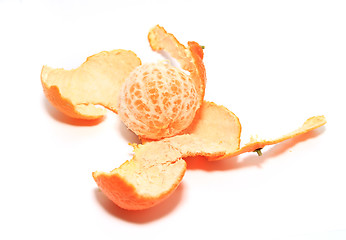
left=1, top=0, right=345, bottom=239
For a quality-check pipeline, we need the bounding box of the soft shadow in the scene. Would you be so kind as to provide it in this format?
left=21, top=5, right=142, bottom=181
left=94, top=183, right=185, bottom=223
left=186, top=155, right=241, bottom=171
left=117, top=120, right=141, bottom=144
left=186, top=126, right=326, bottom=171
left=42, top=97, right=104, bottom=126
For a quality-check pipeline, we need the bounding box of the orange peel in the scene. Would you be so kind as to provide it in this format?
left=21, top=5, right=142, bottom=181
left=93, top=141, right=186, bottom=210
left=41, top=50, right=141, bottom=120
left=209, top=115, right=327, bottom=160
left=148, top=25, right=207, bottom=107
left=93, top=101, right=237, bottom=210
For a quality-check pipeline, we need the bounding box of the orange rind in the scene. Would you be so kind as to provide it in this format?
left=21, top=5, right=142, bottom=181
left=41, top=50, right=141, bottom=120
left=209, top=115, right=327, bottom=160
left=93, top=141, right=186, bottom=210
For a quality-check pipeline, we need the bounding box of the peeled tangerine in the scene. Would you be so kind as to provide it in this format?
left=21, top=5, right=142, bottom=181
left=40, top=25, right=327, bottom=210
left=116, top=24, right=208, bottom=140
left=117, top=61, right=199, bottom=140
left=93, top=26, right=326, bottom=210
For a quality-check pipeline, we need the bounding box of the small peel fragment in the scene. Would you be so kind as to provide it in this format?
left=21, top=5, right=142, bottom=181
left=41, top=50, right=141, bottom=120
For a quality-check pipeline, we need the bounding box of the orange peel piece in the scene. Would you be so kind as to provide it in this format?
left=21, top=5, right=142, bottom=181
left=93, top=141, right=186, bottom=210
left=148, top=25, right=207, bottom=106
left=183, top=101, right=241, bottom=153
left=92, top=129, right=227, bottom=210
left=210, top=115, right=327, bottom=160
left=93, top=101, right=238, bottom=210
left=41, top=50, right=141, bottom=120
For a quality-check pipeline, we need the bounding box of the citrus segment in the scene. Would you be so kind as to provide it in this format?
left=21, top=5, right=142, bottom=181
left=118, top=61, right=199, bottom=140
left=148, top=25, right=207, bottom=106
left=41, top=50, right=141, bottom=119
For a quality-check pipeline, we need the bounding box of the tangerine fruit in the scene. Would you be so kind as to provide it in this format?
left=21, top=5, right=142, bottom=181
left=118, top=61, right=199, bottom=140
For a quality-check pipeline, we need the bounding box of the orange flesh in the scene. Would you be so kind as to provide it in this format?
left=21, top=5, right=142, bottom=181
left=118, top=62, right=199, bottom=140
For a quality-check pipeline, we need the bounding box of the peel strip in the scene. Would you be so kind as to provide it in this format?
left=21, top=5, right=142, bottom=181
left=209, top=115, right=327, bottom=160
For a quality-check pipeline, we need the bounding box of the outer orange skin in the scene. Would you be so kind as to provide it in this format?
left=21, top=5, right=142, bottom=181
left=188, top=41, right=207, bottom=101
left=92, top=160, right=186, bottom=210
left=209, top=115, right=327, bottom=160
left=41, top=81, right=105, bottom=120
left=41, top=50, right=141, bottom=120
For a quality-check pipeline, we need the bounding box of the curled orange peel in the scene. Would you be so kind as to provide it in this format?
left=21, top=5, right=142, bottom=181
left=208, top=115, right=327, bottom=161
left=41, top=50, right=141, bottom=120
left=93, top=101, right=231, bottom=210
left=93, top=141, right=186, bottom=210
left=148, top=25, right=207, bottom=106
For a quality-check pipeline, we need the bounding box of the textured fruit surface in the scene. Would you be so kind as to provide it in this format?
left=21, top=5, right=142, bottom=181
left=118, top=61, right=199, bottom=140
